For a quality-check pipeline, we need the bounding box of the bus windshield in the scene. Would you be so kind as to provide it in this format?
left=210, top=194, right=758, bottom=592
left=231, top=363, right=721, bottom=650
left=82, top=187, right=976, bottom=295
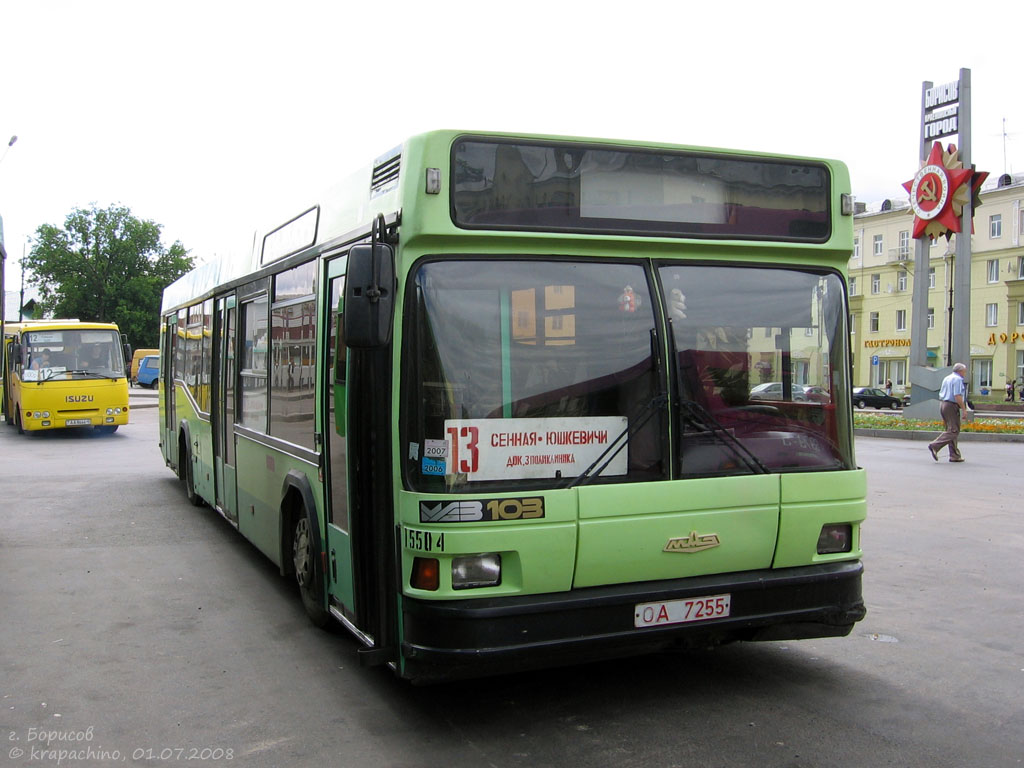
left=659, top=264, right=853, bottom=476
left=21, top=329, right=127, bottom=381
left=407, top=260, right=664, bottom=491
left=406, top=260, right=852, bottom=491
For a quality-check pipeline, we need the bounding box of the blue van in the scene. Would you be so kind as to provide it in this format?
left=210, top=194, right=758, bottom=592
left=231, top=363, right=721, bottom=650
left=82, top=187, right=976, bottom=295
left=136, top=355, right=159, bottom=388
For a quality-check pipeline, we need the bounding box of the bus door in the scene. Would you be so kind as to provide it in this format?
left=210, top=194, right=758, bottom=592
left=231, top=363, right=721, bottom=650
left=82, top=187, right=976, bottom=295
left=213, top=296, right=238, bottom=522
left=162, top=314, right=179, bottom=466
left=322, top=259, right=358, bottom=627
left=2, top=335, right=12, bottom=424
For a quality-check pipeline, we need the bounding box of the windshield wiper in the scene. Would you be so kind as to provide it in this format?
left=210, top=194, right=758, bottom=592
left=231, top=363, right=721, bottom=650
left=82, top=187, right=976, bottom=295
left=564, top=328, right=668, bottom=489
left=666, top=319, right=768, bottom=475
left=64, top=369, right=118, bottom=380
left=563, top=393, right=668, bottom=489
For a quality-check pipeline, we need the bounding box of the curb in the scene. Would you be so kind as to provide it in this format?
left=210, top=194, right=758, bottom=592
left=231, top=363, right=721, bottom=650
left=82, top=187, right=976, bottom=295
left=855, top=428, right=1024, bottom=443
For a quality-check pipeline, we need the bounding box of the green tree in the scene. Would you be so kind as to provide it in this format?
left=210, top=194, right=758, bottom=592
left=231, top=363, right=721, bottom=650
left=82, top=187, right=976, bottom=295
left=23, top=204, right=194, bottom=349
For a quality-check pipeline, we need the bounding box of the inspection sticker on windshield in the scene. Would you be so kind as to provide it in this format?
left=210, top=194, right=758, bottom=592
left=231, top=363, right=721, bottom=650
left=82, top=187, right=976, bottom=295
left=634, top=594, right=731, bottom=628
left=442, top=416, right=627, bottom=481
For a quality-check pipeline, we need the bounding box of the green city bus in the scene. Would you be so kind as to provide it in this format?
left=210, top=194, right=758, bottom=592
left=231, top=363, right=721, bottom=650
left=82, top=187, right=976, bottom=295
left=159, top=130, right=866, bottom=683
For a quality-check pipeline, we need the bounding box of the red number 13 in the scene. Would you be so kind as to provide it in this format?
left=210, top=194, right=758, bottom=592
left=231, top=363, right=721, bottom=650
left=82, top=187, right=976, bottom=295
left=446, top=426, right=479, bottom=474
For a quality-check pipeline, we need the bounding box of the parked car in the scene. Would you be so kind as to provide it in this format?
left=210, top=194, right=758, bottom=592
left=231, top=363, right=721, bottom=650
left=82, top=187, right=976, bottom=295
left=749, top=382, right=808, bottom=402
left=136, top=355, right=160, bottom=388
left=852, top=386, right=901, bottom=409
left=800, top=385, right=831, bottom=403
left=129, top=347, right=159, bottom=384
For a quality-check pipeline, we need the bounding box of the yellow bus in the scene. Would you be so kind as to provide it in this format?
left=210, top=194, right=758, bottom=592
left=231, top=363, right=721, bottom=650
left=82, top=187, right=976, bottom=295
left=2, top=320, right=131, bottom=434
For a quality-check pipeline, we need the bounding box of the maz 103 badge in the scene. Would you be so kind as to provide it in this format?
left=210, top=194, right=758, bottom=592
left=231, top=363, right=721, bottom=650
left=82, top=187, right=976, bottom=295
left=420, top=497, right=545, bottom=523
left=439, top=416, right=627, bottom=481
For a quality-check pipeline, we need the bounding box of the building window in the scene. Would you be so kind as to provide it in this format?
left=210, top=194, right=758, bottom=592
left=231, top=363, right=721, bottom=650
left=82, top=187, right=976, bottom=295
left=898, top=230, right=910, bottom=259
left=1018, top=350, right=1024, bottom=384
left=988, top=259, right=1000, bottom=283
left=929, top=267, right=936, bottom=288
left=990, top=214, right=1002, bottom=239
left=871, top=273, right=881, bottom=294
left=889, top=359, right=907, bottom=388
left=873, top=234, right=883, bottom=257
left=849, top=276, right=857, bottom=296
left=1018, top=301, right=1024, bottom=326
left=853, top=237, right=861, bottom=260
left=927, top=308, right=935, bottom=329
left=897, top=270, right=908, bottom=292
left=1018, top=256, right=1024, bottom=280
left=869, top=312, right=879, bottom=333
left=849, top=313, right=856, bottom=334
left=975, top=359, right=993, bottom=389
left=896, top=309, right=907, bottom=331
left=986, top=303, right=998, bottom=327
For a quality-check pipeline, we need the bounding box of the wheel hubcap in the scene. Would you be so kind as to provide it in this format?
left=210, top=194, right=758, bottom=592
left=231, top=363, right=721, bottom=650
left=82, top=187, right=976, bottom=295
left=293, top=518, right=311, bottom=587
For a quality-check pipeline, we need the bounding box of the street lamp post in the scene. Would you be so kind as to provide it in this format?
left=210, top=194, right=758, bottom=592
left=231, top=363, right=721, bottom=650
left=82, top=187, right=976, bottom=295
left=1, top=135, right=17, bottom=338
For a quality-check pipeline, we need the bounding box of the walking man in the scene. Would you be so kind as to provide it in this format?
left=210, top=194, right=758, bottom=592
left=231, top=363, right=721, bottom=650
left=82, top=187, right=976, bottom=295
left=928, top=363, right=971, bottom=463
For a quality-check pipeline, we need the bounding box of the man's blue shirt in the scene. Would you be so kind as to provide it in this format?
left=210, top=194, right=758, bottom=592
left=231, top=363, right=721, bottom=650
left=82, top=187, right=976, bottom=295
left=939, top=372, right=966, bottom=403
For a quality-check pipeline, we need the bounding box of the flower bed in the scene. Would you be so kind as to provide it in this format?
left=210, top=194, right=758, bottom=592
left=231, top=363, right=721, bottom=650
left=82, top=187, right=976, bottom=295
left=853, top=412, right=1024, bottom=434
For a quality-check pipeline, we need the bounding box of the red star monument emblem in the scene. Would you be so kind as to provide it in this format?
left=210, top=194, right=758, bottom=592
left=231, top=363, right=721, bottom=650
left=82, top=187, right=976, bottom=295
left=902, top=142, right=974, bottom=240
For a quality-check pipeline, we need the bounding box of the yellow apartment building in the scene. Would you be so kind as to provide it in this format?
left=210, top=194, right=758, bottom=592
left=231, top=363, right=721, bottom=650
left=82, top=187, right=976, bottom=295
left=849, top=174, right=1024, bottom=397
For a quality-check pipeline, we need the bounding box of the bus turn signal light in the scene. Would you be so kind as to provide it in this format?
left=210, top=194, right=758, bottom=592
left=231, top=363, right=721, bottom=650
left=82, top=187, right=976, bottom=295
left=411, top=557, right=439, bottom=591
left=817, top=524, right=852, bottom=554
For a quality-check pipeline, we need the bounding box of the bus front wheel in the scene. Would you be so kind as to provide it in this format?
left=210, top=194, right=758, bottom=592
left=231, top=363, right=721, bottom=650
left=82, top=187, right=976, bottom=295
left=292, top=513, right=330, bottom=628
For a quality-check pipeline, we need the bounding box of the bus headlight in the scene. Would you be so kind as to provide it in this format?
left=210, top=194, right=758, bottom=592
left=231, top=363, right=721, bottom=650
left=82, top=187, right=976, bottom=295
left=817, top=524, right=853, bottom=554
left=33, top=411, right=41, bottom=418
left=452, top=553, right=501, bottom=590
left=42, top=411, right=50, bottom=418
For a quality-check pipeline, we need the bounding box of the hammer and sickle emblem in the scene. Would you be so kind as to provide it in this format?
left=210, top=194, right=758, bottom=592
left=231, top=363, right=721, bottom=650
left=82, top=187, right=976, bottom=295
left=918, top=177, right=938, bottom=203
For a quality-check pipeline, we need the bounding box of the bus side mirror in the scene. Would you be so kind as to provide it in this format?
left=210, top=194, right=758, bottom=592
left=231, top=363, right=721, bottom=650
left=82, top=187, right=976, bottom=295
left=124, top=343, right=132, bottom=365
left=344, top=243, right=395, bottom=348
left=9, top=342, right=21, bottom=364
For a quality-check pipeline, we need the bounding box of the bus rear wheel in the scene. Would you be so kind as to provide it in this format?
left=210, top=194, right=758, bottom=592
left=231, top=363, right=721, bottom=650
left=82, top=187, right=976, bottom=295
left=292, top=514, right=329, bottom=628
left=178, top=436, right=203, bottom=507
left=16, top=408, right=25, bottom=434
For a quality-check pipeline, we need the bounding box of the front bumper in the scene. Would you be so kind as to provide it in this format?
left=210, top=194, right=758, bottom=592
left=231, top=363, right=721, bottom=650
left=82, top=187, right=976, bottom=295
left=401, top=561, right=865, bottom=683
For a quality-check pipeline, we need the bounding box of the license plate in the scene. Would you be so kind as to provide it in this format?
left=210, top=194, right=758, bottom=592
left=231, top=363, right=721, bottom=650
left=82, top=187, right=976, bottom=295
left=65, top=419, right=92, bottom=426
left=634, top=593, right=731, bottom=628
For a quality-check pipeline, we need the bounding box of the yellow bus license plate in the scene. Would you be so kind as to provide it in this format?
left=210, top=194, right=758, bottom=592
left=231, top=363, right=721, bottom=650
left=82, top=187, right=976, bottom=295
left=65, top=419, right=92, bottom=426
left=634, top=594, right=731, bottom=628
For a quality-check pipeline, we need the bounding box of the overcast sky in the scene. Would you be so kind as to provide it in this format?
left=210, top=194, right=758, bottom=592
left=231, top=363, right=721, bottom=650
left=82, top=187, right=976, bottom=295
left=2, top=1, right=1021, bottom=290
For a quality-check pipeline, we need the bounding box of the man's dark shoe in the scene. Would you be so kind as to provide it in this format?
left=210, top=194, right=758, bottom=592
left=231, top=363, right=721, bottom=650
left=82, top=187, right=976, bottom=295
left=928, top=445, right=939, bottom=461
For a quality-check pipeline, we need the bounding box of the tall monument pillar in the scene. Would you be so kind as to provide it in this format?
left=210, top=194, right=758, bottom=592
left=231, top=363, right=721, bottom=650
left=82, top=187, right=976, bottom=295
left=904, top=68, right=982, bottom=420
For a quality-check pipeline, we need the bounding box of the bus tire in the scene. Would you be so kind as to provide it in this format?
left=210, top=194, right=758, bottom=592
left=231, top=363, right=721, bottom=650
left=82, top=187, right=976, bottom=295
left=292, top=511, right=330, bottom=628
left=16, top=408, right=25, bottom=435
left=178, top=435, right=202, bottom=507
left=95, top=425, right=118, bottom=434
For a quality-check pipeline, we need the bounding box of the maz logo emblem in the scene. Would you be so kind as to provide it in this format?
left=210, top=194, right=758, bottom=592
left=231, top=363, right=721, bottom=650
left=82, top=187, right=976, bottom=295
left=664, top=531, right=721, bottom=553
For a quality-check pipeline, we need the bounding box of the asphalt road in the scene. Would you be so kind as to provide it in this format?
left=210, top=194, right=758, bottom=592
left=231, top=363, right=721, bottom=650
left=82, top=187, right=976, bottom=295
left=1, top=408, right=1021, bottom=768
